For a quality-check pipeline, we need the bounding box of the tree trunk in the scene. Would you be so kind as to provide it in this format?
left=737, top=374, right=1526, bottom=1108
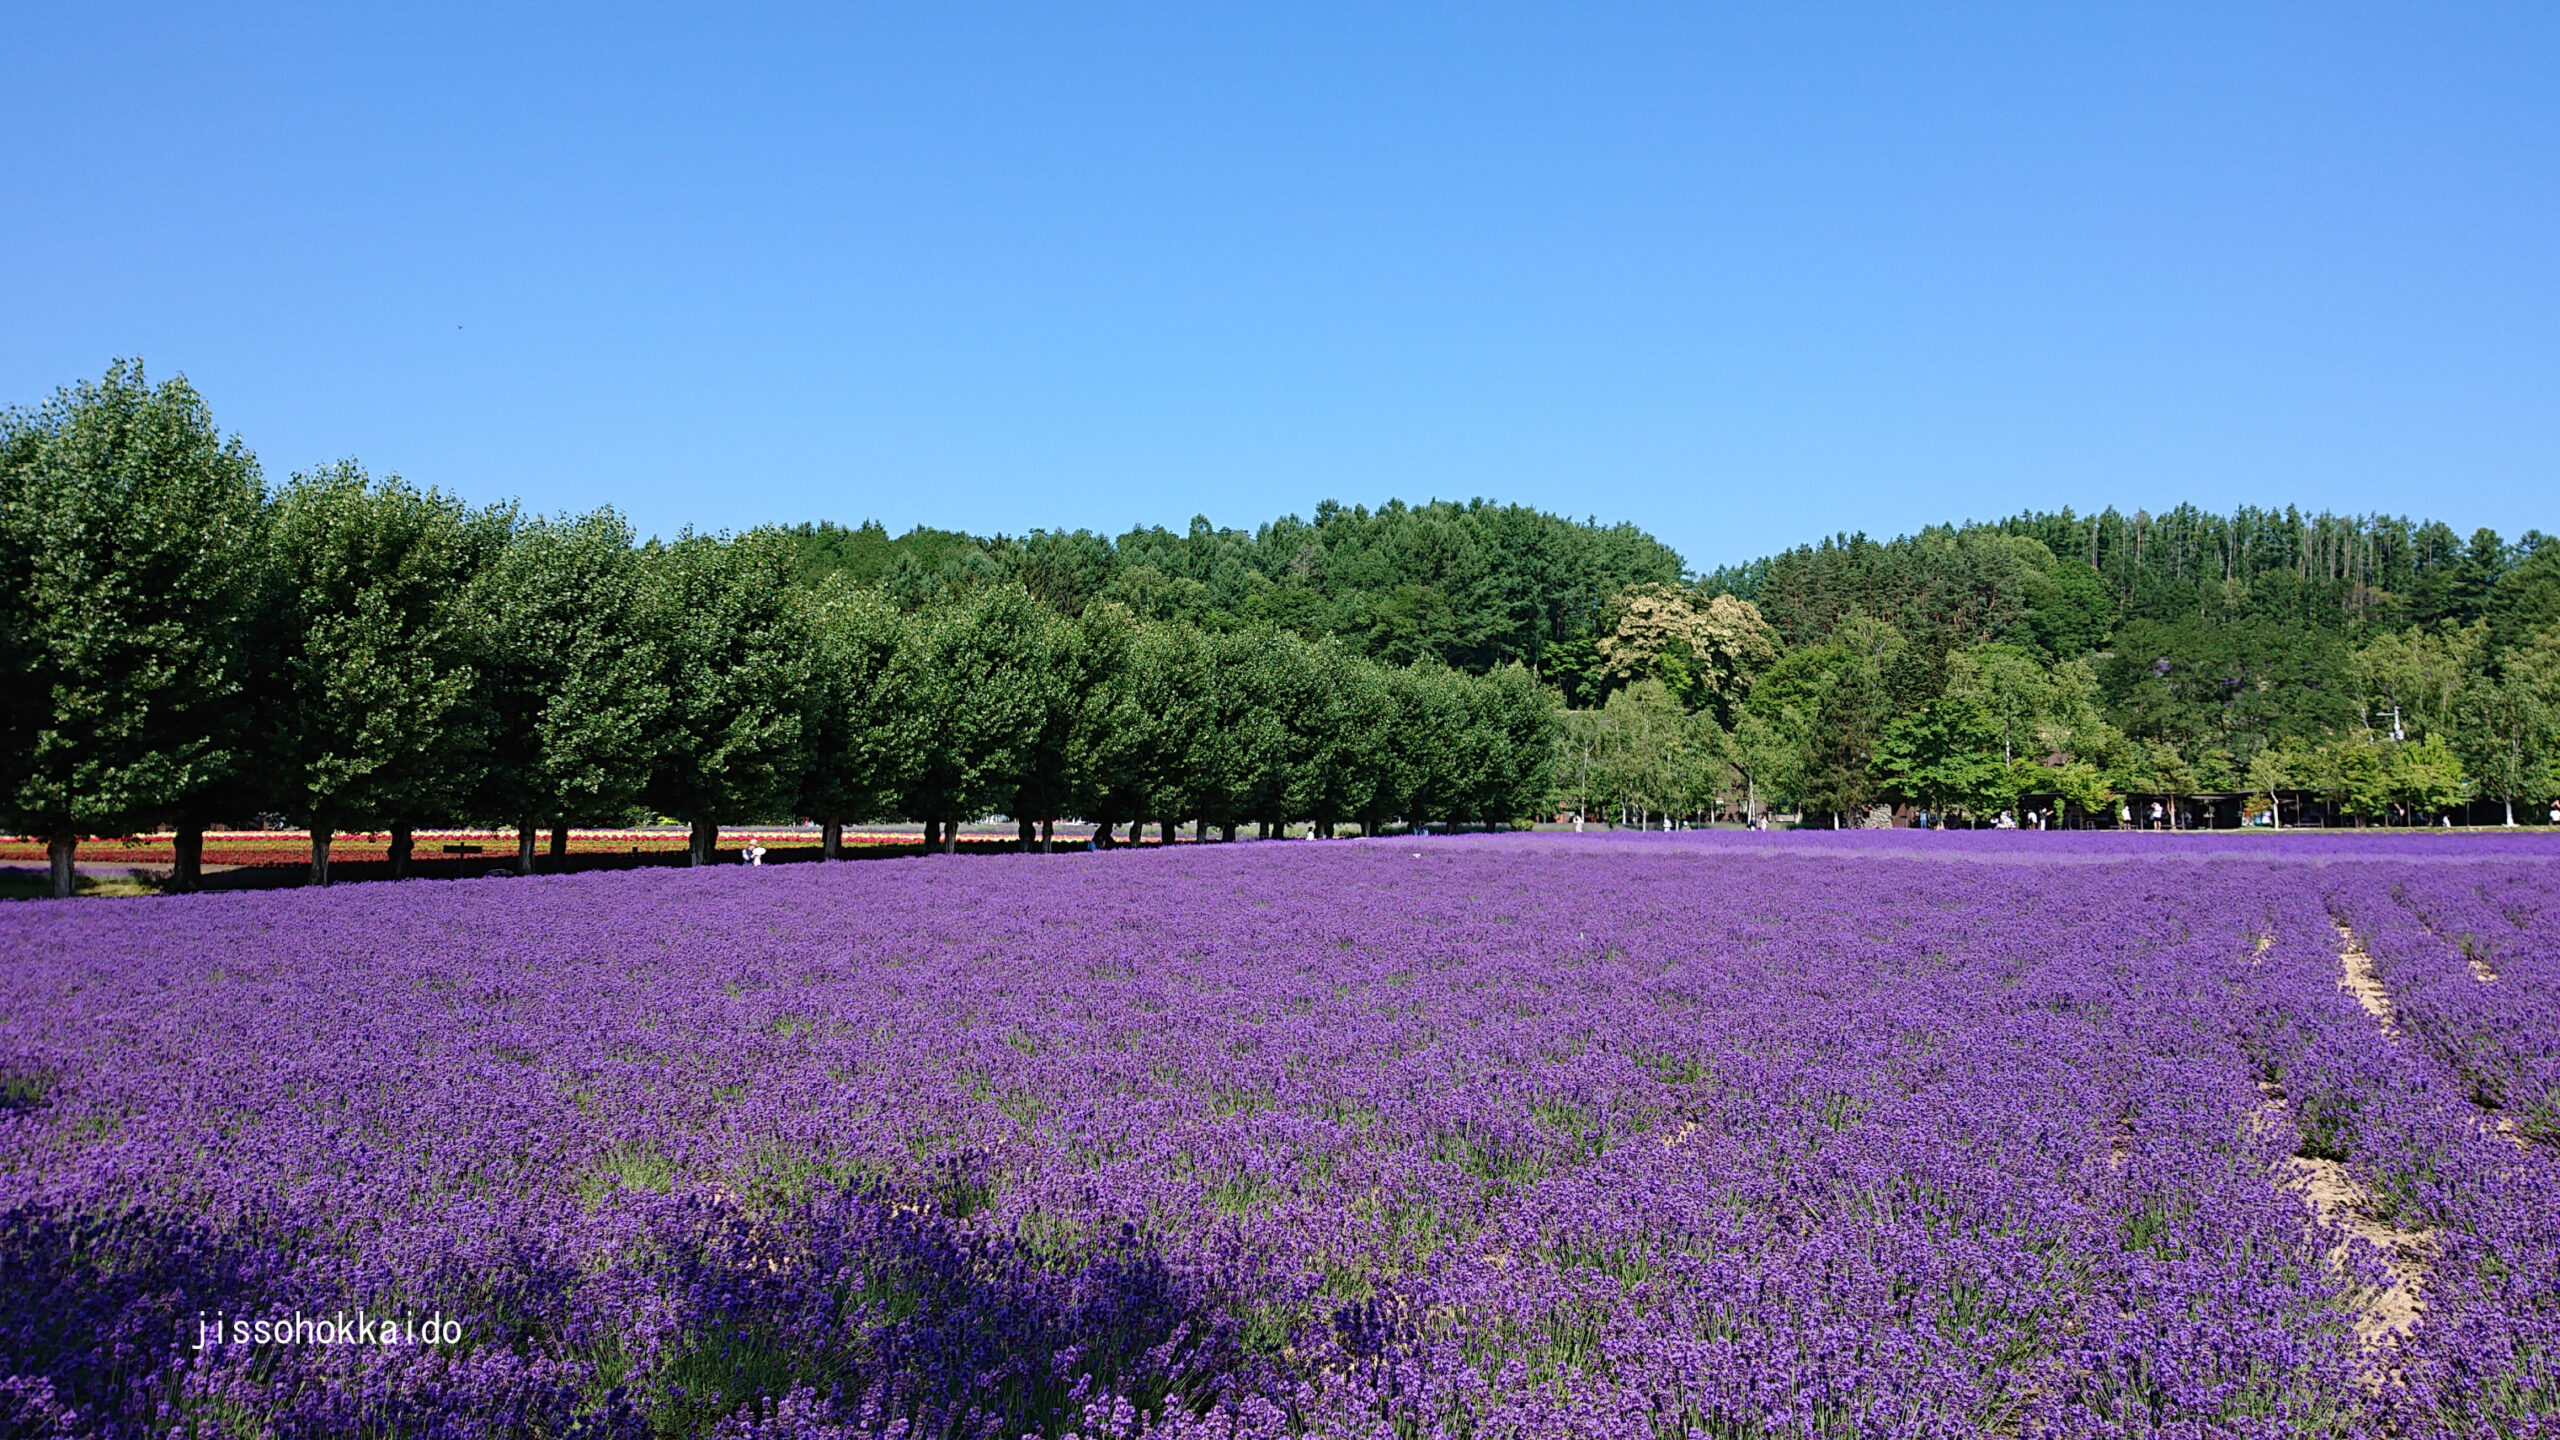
left=1019, top=816, right=1036, bottom=852
left=1041, top=818, right=1054, bottom=853
left=1160, top=818, right=1174, bottom=847
left=518, top=815, right=539, bottom=875
left=550, top=823, right=570, bottom=863
left=1220, top=823, right=1236, bottom=843
left=1193, top=819, right=1206, bottom=844
left=1129, top=820, right=1146, bottom=847
left=173, top=823, right=204, bottom=892
left=46, top=835, right=75, bottom=899
left=922, top=817, right=940, bottom=851
left=942, top=818, right=958, bottom=854
left=310, top=827, right=333, bottom=887
left=389, top=822, right=414, bottom=878
left=1092, top=819, right=1113, bottom=850
left=689, top=817, right=718, bottom=866
left=2506, top=798, right=2515, bottom=827
left=822, top=818, right=842, bottom=859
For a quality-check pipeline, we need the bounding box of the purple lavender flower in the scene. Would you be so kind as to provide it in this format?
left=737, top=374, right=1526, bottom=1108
left=2, top=830, right=2555, bottom=1437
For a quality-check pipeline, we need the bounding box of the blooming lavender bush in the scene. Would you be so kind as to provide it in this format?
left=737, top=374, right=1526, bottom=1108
left=1, top=831, right=2555, bottom=1438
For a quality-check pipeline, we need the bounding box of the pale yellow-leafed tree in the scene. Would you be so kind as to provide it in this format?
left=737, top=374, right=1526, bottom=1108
left=2350, top=620, right=2485, bottom=740
left=1597, top=585, right=1781, bottom=714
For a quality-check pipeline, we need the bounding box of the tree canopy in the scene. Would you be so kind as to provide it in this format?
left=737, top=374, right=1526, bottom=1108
left=7, top=361, right=2560, bottom=896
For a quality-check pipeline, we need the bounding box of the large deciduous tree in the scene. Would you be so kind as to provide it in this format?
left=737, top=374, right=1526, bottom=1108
left=1595, top=585, right=1780, bottom=721
left=2452, top=625, right=2560, bottom=826
left=643, top=529, right=814, bottom=865
left=798, top=576, right=923, bottom=858
left=260, top=463, right=501, bottom=884
left=1067, top=611, right=1201, bottom=849
left=0, top=362, right=265, bottom=896
left=1877, top=696, right=2014, bottom=823
left=470, top=509, right=667, bottom=874
left=896, top=584, right=1055, bottom=852
left=1459, top=663, right=1562, bottom=829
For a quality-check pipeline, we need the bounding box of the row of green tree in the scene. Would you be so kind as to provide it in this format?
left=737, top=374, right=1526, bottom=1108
left=1556, top=576, right=2560, bottom=830
left=13, top=362, right=2559, bottom=881
left=0, top=366, right=1555, bottom=895
left=784, top=496, right=1682, bottom=676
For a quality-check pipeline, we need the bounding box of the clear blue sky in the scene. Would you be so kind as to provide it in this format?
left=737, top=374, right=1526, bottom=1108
left=5, top=4, right=2554, bottom=571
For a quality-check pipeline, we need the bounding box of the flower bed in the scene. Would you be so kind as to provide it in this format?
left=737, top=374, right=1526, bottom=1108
left=0, top=832, right=2554, bottom=1437
left=0, top=830, right=917, bottom=870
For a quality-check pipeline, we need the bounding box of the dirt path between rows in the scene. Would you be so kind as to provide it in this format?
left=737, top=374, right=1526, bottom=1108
left=2332, top=919, right=2397, bottom=1031
left=2284, top=1144, right=2433, bottom=1350
left=2274, top=920, right=2434, bottom=1376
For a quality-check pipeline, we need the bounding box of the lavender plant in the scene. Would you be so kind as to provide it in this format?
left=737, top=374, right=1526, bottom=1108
left=1, top=831, right=2554, bottom=1437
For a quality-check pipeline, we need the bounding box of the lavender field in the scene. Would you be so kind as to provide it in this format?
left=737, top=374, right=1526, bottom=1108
left=3, top=834, right=2558, bottom=1439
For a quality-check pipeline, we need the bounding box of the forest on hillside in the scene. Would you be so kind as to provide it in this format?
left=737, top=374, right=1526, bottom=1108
left=787, top=491, right=2560, bottom=831
left=7, top=362, right=2560, bottom=898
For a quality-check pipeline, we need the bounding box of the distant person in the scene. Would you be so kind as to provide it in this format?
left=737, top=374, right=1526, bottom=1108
left=742, top=841, right=766, bottom=867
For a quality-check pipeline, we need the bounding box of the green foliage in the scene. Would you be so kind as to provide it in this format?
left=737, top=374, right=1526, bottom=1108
left=1997, top=505, right=2535, bottom=633
left=1876, top=697, right=2016, bottom=820
left=1300, top=641, right=1393, bottom=832
left=793, top=499, right=1684, bottom=674
left=0, top=362, right=265, bottom=845
left=1065, top=603, right=1190, bottom=833
left=641, top=529, right=815, bottom=836
left=1594, top=585, right=1781, bottom=721
left=1610, top=684, right=1688, bottom=819
left=2349, top=621, right=2484, bottom=741
left=2487, top=541, right=2560, bottom=655
left=2389, top=733, right=2469, bottom=817
left=470, top=509, right=667, bottom=828
left=1798, top=661, right=1886, bottom=825
left=1722, top=528, right=2057, bottom=657
left=258, top=462, right=502, bottom=833
left=11, top=359, right=2560, bottom=850
left=797, top=578, right=922, bottom=827
left=2452, top=625, right=2560, bottom=817
left=896, top=584, right=1065, bottom=833
left=2097, top=618, right=2355, bottom=762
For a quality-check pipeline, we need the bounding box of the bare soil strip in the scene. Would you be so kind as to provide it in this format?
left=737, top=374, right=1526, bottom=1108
left=2332, top=919, right=2397, bottom=1031
left=2284, top=1148, right=2434, bottom=1349
left=2256, top=920, right=2435, bottom=1377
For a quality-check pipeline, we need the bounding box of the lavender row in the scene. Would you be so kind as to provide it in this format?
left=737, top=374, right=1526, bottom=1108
left=2341, top=866, right=2560, bottom=1146
left=2247, top=875, right=2560, bottom=1434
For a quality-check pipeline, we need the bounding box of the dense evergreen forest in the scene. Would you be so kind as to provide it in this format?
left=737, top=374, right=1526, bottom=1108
left=6, top=362, right=2559, bottom=896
